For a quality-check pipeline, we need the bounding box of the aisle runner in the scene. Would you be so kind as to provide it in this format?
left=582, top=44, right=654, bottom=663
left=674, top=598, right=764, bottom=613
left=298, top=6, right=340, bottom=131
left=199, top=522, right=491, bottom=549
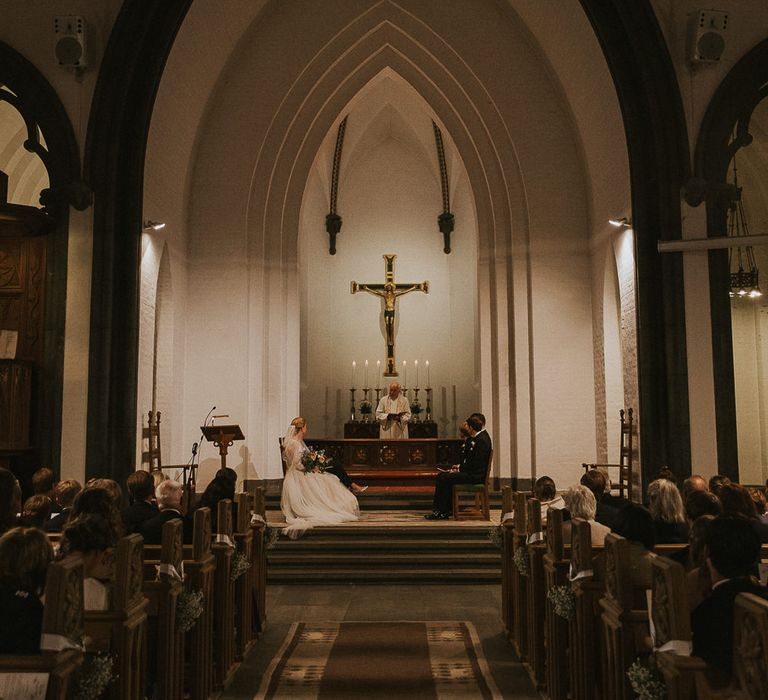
left=255, top=621, right=501, bottom=699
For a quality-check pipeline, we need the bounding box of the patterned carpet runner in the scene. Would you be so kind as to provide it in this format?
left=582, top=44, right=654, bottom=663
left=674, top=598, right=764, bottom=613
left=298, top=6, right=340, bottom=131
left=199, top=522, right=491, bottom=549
left=256, top=621, right=501, bottom=699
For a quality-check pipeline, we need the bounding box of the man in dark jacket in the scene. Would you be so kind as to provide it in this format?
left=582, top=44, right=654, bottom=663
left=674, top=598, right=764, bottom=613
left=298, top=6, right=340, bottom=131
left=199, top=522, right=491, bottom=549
left=691, top=515, right=768, bottom=682
left=426, top=414, right=492, bottom=519
left=122, top=470, right=159, bottom=535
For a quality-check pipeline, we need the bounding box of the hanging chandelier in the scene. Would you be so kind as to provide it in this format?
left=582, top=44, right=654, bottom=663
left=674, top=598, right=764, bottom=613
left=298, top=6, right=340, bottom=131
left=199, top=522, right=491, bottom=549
left=728, top=160, right=763, bottom=299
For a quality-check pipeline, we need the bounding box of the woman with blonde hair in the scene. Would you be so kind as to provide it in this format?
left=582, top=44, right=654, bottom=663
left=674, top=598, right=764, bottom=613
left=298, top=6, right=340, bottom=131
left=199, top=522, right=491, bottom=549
left=280, top=417, right=360, bottom=538
left=647, top=478, right=689, bottom=543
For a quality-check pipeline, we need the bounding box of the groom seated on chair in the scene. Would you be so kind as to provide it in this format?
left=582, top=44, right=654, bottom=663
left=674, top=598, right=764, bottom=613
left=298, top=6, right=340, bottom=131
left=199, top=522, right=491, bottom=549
left=426, top=414, right=492, bottom=520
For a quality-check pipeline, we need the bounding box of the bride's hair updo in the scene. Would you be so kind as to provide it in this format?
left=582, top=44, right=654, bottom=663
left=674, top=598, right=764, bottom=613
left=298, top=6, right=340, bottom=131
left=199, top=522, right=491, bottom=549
left=291, top=416, right=306, bottom=430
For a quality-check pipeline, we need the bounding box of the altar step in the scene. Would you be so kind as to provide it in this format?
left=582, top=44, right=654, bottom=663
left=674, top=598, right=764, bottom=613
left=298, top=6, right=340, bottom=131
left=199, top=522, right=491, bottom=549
left=267, top=524, right=501, bottom=584
left=265, top=489, right=503, bottom=512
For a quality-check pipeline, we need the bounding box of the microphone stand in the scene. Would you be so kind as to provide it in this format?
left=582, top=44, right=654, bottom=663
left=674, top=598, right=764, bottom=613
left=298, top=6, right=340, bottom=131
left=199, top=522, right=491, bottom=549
left=188, top=405, right=216, bottom=495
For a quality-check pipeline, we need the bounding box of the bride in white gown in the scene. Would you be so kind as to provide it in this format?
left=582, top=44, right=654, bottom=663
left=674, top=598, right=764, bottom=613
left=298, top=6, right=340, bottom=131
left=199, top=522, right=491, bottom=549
left=280, top=416, right=360, bottom=538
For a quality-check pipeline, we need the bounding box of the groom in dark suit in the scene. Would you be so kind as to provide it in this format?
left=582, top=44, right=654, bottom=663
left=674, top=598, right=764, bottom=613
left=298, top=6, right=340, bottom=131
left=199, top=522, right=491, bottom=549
left=426, top=414, right=491, bottom=519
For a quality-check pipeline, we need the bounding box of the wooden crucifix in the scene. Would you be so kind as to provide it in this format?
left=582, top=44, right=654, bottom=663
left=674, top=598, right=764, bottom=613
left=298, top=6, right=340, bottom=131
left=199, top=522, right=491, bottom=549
left=351, top=254, right=429, bottom=376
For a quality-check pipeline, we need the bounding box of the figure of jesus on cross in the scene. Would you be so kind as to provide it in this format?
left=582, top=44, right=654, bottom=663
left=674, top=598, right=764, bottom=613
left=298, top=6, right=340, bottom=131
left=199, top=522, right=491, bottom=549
left=351, top=254, right=429, bottom=376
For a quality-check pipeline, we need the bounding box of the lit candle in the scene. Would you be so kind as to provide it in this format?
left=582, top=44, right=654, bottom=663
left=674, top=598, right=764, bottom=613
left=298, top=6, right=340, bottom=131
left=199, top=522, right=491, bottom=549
left=376, top=360, right=381, bottom=389
left=352, top=360, right=356, bottom=387
left=426, top=360, right=430, bottom=388
left=402, top=360, right=407, bottom=386
left=364, top=359, right=368, bottom=387
left=415, top=360, right=419, bottom=387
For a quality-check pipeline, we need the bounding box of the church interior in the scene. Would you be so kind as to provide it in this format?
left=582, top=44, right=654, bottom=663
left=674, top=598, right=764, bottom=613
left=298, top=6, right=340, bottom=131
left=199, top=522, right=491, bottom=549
left=2, top=0, right=768, bottom=697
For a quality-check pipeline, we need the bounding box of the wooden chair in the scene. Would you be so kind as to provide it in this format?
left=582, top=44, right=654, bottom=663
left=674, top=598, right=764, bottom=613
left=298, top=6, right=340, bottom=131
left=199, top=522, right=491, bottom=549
left=452, top=449, right=493, bottom=520
left=543, top=508, right=570, bottom=700
left=649, top=553, right=705, bottom=700
left=0, top=557, right=85, bottom=700
left=583, top=407, right=634, bottom=499
left=695, top=592, right=768, bottom=700
left=524, top=497, right=547, bottom=689
left=83, top=533, right=149, bottom=700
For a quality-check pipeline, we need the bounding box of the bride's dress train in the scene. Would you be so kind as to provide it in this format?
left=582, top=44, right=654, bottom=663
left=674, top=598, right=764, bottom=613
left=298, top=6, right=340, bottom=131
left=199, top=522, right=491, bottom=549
left=280, top=439, right=359, bottom=538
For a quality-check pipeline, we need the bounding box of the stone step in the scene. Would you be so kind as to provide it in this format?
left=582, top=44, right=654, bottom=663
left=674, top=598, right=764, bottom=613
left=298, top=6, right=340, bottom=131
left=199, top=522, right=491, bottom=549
left=269, top=537, right=497, bottom=551
left=266, top=491, right=503, bottom=511
left=269, top=552, right=500, bottom=566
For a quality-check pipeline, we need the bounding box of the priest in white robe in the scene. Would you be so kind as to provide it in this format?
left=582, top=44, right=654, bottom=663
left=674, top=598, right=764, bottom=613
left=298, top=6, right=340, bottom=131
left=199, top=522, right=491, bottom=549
left=376, top=382, right=411, bottom=438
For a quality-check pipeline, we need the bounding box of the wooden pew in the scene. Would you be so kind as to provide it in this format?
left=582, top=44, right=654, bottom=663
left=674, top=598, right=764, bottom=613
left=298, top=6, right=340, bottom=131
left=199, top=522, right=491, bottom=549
left=511, top=491, right=529, bottom=659
left=83, top=533, right=149, bottom=700
left=184, top=508, right=216, bottom=700
left=543, top=508, right=570, bottom=700
left=0, top=557, right=85, bottom=700
left=649, top=553, right=705, bottom=700
left=142, top=519, right=185, bottom=700
left=695, top=592, right=768, bottom=699
left=525, top=497, right=546, bottom=689
left=500, top=486, right=514, bottom=639
left=599, top=533, right=651, bottom=700
left=233, top=492, right=255, bottom=659
left=568, top=519, right=604, bottom=700
left=212, top=499, right=237, bottom=688
left=250, top=486, right=268, bottom=634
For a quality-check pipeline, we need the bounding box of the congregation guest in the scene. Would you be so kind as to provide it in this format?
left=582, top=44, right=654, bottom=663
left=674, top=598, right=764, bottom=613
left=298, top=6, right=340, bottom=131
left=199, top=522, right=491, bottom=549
left=191, top=474, right=235, bottom=531
left=686, top=514, right=716, bottom=609
left=748, top=487, right=768, bottom=525
left=682, top=474, right=708, bottom=502
left=426, top=414, right=491, bottom=520
left=611, top=502, right=656, bottom=601
left=708, top=474, right=730, bottom=497
left=59, top=515, right=115, bottom=611
left=122, top=470, right=159, bottom=535
left=18, top=495, right=51, bottom=529
left=562, top=485, right=610, bottom=546
left=691, top=516, right=768, bottom=682
left=0, top=526, right=53, bottom=653
left=718, top=482, right=768, bottom=542
left=45, top=479, right=82, bottom=533
left=31, top=467, right=58, bottom=513
left=86, top=478, right=123, bottom=508
left=141, top=480, right=192, bottom=544
left=533, top=475, right=565, bottom=525
left=684, top=489, right=722, bottom=524
left=647, top=478, right=689, bottom=544
left=580, top=469, right=619, bottom=528
left=0, top=467, right=21, bottom=535
left=72, top=486, right=124, bottom=540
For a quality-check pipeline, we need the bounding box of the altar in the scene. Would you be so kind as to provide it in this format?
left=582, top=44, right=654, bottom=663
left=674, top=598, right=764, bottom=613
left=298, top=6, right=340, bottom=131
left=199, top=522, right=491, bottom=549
left=305, top=437, right=463, bottom=486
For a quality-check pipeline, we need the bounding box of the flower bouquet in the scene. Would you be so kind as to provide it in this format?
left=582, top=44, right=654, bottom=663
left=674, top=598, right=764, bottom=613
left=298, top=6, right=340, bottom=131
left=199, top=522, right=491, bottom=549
left=301, top=449, right=330, bottom=474
left=410, top=400, right=422, bottom=415
left=547, top=584, right=576, bottom=620
left=359, top=400, right=373, bottom=421
left=627, top=656, right=666, bottom=700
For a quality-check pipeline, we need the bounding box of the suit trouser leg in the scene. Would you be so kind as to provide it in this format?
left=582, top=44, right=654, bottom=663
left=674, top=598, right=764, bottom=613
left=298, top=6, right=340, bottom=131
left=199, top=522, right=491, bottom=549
left=433, top=472, right=474, bottom=513
left=326, top=465, right=352, bottom=488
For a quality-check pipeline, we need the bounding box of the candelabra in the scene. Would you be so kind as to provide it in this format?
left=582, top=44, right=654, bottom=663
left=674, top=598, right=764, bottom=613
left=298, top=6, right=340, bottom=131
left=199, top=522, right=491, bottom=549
left=412, top=387, right=422, bottom=422
left=425, top=387, right=433, bottom=422
left=360, top=388, right=372, bottom=422
left=349, top=388, right=357, bottom=422
left=375, top=387, right=382, bottom=407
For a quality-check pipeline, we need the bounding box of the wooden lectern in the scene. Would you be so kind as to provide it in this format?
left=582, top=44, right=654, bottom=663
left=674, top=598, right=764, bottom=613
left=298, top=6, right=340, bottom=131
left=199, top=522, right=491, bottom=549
left=201, top=424, right=245, bottom=470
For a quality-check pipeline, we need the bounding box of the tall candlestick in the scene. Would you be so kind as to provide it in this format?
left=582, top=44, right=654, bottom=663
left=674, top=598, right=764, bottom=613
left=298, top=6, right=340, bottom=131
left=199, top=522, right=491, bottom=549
left=426, top=360, right=430, bottom=388
left=376, top=360, right=381, bottom=389
left=402, top=360, right=407, bottom=386
left=364, top=359, right=368, bottom=387
left=415, top=360, right=419, bottom=386
left=352, top=360, right=356, bottom=387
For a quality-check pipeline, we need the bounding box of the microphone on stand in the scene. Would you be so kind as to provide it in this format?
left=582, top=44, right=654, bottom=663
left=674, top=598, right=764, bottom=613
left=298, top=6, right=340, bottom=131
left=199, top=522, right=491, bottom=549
left=190, top=405, right=216, bottom=487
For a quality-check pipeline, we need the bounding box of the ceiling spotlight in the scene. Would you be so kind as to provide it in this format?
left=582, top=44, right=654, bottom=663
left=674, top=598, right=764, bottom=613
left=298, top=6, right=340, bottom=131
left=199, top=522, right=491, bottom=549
left=143, top=220, right=166, bottom=231
left=609, top=217, right=632, bottom=228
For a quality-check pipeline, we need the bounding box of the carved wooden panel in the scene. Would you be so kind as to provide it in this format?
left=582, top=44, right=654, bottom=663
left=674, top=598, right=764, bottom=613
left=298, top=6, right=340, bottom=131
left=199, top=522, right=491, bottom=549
left=0, top=360, right=31, bottom=448
left=0, top=236, right=46, bottom=364
left=408, top=447, right=425, bottom=465
left=193, top=507, right=212, bottom=559
left=734, top=592, right=768, bottom=698
left=546, top=508, right=564, bottom=559
left=650, top=554, right=691, bottom=646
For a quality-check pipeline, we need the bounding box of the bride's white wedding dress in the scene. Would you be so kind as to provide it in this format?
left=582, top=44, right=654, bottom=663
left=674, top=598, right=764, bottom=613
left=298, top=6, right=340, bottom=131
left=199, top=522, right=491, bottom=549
left=280, top=435, right=359, bottom=538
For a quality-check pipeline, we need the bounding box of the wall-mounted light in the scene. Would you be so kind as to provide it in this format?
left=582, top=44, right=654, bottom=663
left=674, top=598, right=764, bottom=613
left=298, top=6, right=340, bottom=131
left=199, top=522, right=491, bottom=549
left=143, top=220, right=166, bottom=231
left=609, top=217, right=632, bottom=228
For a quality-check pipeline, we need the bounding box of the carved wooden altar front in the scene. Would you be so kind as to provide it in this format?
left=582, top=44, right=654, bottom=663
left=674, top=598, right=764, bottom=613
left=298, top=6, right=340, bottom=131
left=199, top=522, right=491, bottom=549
left=306, top=438, right=463, bottom=486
